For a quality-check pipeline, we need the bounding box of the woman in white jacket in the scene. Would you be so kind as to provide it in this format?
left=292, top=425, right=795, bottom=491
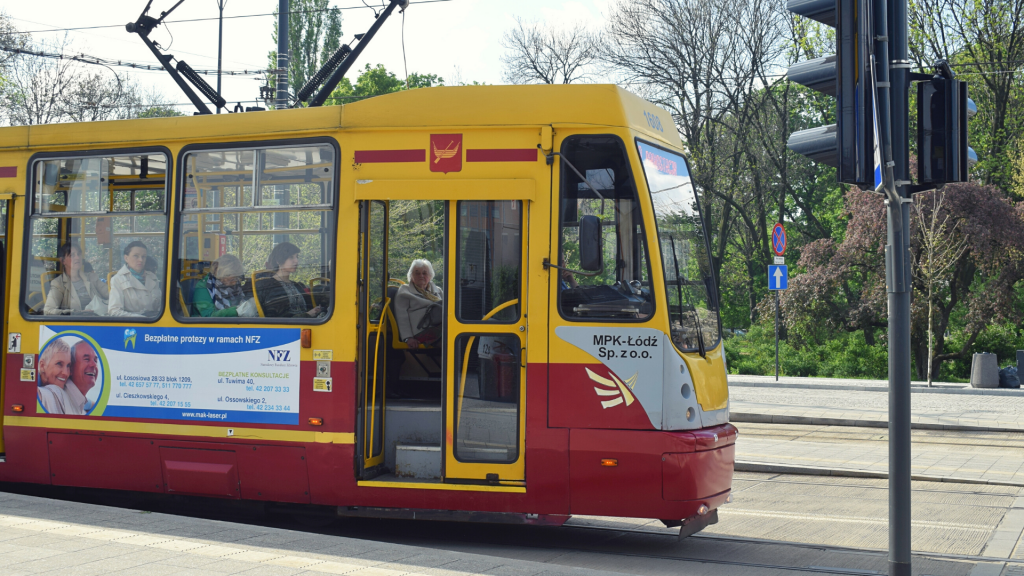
left=108, top=241, right=161, bottom=317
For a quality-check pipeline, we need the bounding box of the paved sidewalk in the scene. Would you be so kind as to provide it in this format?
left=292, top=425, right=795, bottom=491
left=730, top=384, right=1024, bottom=431
left=0, top=492, right=619, bottom=576
left=735, top=423, right=1024, bottom=485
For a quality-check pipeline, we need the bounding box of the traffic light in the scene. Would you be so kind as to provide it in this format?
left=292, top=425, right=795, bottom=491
left=917, top=62, right=977, bottom=184
left=786, top=0, right=875, bottom=186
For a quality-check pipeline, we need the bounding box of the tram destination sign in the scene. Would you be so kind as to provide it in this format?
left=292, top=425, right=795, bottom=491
left=36, top=326, right=301, bottom=425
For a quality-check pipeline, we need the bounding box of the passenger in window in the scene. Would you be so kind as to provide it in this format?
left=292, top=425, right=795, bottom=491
left=256, top=242, right=322, bottom=318
left=193, top=254, right=247, bottom=317
left=36, top=337, right=79, bottom=415
left=108, top=241, right=161, bottom=317
left=44, top=243, right=109, bottom=316
left=395, top=259, right=443, bottom=349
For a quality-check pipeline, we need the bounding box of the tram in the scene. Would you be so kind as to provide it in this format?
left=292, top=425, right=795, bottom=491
left=0, top=84, right=734, bottom=535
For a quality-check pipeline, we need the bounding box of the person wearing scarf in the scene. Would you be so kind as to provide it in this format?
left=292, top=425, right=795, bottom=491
left=192, top=254, right=247, bottom=317
left=395, top=259, right=444, bottom=348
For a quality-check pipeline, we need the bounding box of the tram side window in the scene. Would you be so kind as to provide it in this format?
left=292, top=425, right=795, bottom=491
left=174, top=144, right=336, bottom=322
left=24, top=153, right=169, bottom=319
left=558, top=135, right=654, bottom=320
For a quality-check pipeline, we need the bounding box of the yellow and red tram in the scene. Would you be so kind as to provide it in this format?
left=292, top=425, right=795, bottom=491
left=0, top=84, right=734, bottom=534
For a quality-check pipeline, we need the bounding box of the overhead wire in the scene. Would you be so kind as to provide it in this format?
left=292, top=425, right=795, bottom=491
left=15, top=0, right=456, bottom=34
left=0, top=45, right=265, bottom=76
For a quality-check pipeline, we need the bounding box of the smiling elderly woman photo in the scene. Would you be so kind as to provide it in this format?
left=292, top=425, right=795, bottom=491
left=37, top=337, right=79, bottom=415
left=394, top=259, right=443, bottom=349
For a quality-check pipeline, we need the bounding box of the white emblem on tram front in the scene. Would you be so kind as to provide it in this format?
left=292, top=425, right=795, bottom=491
left=587, top=368, right=637, bottom=409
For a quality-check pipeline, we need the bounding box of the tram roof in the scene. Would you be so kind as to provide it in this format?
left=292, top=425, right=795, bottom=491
left=0, top=84, right=682, bottom=151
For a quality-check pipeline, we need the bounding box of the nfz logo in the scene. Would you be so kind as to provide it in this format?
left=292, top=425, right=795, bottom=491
left=267, top=349, right=291, bottom=362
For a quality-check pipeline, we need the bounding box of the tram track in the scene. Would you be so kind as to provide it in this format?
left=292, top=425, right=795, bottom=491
left=2, top=477, right=1016, bottom=575
left=569, top=522, right=1024, bottom=567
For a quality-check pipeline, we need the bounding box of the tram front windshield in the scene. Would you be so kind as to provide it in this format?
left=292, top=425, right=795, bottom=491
left=636, top=140, right=721, bottom=353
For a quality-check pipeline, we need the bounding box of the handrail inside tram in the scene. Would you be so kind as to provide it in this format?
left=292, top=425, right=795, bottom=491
left=456, top=298, right=521, bottom=439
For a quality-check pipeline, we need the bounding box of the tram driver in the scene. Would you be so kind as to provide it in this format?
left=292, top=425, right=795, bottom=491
left=394, top=259, right=443, bottom=349
left=108, top=241, right=162, bottom=317
left=44, top=242, right=109, bottom=316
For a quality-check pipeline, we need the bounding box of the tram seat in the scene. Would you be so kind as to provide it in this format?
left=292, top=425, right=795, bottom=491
left=309, top=277, right=330, bottom=308
left=177, top=278, right=199, bottom=317
left=382, top=286, right=442, bottom=399
left=39, top=270, right=60, bottom=302
left=250, top=270, right=268, bottom=317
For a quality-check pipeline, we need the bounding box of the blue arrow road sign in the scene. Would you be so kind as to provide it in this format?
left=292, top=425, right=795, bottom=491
left=768, top=265, right=788, bottom=290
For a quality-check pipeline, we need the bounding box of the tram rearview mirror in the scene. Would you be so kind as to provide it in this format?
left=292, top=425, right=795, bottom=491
left=579, top=215, right=603, bottom=272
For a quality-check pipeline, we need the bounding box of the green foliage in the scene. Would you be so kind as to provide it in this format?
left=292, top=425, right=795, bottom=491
left=268, top=0, right=343, bottom=104
left=941, top=322, right=1024, bottom=380
left=326, top=64, right=446, bottom=105
left=725, top=325, right=888, bottom=379
left=136, top=106, right=184, bottom=119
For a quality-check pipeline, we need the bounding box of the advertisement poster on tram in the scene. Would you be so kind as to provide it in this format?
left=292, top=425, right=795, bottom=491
left=36, top=326, right=301, bottom=425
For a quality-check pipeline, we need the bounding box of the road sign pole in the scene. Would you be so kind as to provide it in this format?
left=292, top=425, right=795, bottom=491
left=775, top=290, right=780, bottom=381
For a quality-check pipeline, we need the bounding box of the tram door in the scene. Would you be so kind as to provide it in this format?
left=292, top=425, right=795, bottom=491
left=359, top=201, right=389, bottom=473
left=0, top=198, right=10, bottom=455
left=444, top=200, right=527, bottom=483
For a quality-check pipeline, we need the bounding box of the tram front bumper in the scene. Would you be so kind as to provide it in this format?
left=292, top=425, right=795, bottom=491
left=568, top=423, right=736, bottom=520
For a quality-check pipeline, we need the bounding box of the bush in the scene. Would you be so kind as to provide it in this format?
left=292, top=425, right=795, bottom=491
left=725, top=325, right=887, bottom=379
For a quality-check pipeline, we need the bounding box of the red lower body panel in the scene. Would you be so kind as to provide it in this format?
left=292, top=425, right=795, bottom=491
left=569, top=426, right=734, bottom=519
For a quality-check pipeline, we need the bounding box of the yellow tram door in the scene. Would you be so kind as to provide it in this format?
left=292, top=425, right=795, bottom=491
left=444, top=199, right=528, bottom=483
left=0, top=195, right=11, bottom=455
left=359, top=200, right=389, bottom=472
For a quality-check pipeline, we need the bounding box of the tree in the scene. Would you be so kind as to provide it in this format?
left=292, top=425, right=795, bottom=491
left=912, top=189, right=968, bottom=385
left=780, top=184, right=1024, bottom=380
left=325, top=64, right=445, bottom=105
left=500, top=17, right=598, bottom=84
left=1, top=36, right=82, bottom=126
left=602, top=0, right=793, bottom=325
left=268, top=0, right=343, bottom=106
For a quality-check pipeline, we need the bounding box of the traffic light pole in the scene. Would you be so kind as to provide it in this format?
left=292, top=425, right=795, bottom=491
left=883, top=0, right=913, bottom=573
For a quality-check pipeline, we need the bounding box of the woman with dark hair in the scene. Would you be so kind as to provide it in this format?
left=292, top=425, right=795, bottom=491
left=255, top=242, right=322, bottom=318
left=44, top=243, right=109, bottom=315
left=108, top=240, right=161, bottom=317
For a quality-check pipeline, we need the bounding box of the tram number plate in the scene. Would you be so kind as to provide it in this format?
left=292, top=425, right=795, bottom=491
left=313, top=378, right=333, bottom=392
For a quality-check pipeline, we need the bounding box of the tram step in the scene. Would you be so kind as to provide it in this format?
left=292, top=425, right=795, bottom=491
left=385, top=401, right=442, bottom=472
left=394, top=443, right=441, bottom=480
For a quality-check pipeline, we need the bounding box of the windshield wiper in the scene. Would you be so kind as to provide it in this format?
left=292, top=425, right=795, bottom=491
left=669, top=236, right=705, bottom=358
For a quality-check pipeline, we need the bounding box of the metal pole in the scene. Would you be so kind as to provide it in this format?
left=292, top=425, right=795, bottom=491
left=775, top=290, right=780, bottom=381
left=882, top=0, right=912, bottom=573
left=276, top=0, right=289, bottom=109
left=216, top=0, right=225, bottom=114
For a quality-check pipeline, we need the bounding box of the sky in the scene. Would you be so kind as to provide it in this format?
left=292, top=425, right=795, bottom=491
left=5, top=0, right=616, bottom=112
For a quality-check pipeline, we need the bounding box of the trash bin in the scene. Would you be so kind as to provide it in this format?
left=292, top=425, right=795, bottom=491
left=970, top=353, right=999, bottom=388
left=492, top=351, right=518, bottom=402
